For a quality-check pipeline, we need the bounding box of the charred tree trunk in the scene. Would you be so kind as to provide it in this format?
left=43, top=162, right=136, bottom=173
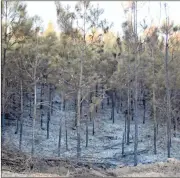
left=174, top=116, right=178, bottom=137
left=40, top=83, right=44, bottom=129
left=122, top=132, right=125, bottom=157
left=95, top=84, right=98, bottom=113
left=80, top=97, right=83, bottom=118
left=164, top=5, right=171, bottom=158
left=31, top=82, right=36, bottom=156
left=2, top=1, right=8, bottom=134
left=47, top=84, right=51, bottom=139
left=19, top=81, right=23, bottom=150
left=58, top=119, right=62, bottom=157
left=124, top=110, right=127, bottom=143
left=89, top=92, right=92, bottom=121
left=92, top=116, right=95, bottom=135
left=131, top=91, right=134, bottom=121
left=142, top=95, right=146, bottom=124
left=65, top=105, right=68, bottom=151
left=74, top=97, right=77, bottom=127
left=111, top=90, right=115, bottom=123
left=107, top=97, right=110, bottom=106
left=152, top=49, right=157, bottom=155
left=134, top=1, right=138, bottom=166
left=29, top=94, right=32, bottom=118
left=86, top=115, right=88, bottom=147
left=101, top=85, right=104, bottom=110
left=50, top=86, right=53, bottom=115
left=127, top=78, right=130, bottom=145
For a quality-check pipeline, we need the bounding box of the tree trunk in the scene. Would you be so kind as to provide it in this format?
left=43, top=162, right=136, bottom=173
left=95, top=84, right=98, bottom=113
left=66, top=128, right=68, bottom=151
left=101, top=86, right=104, bottom=110
left=89, top=92, right=92, bottom=121
left=31, top=82, right=36, bottom=156
left=47, top=84, right=51, bottom=139
left=152, top=50, right=157, bottom=155
left=111, top=90, right=115, bottom=123
left=107, top=97, right=110, bottom=106
left=15, top=113, right=19, bottom=134
left=19, top=81, right=23, bottom=150
left=65, top=106, right=68, bottom=151
left=122, top=132, right=125, bottom=156
left=74, top=98, right=77, bottom=127
left=116, top=95, right=120, bottom=114
left=134, top=1, right=138, bottom=166
left=127, top=78, right=130, bottom=145
left=58, top=119, right=62, bottom=157
left=92, top=116, right=95, bottom=135
left=29, top=94, right=32, bottom=118
left=2, top=1, right=8, bottom=136
left=124, top=111, right=127, bottom=143
left=174, top=116, right=177, bottom=137
left=80, top=96, right=83, bottom=118
left=50, top=87, right=53, bottom=115
left=164, top=8, right=171, bottom=158
left=86, top=116, right=88, bottom=147
left=63, top=97, right=66, bottom=111
left=143, top=96, right=146, bottom=124
left=77, top=60, right=82, bottom=158
left=40, top=84, right=44, bottom=129
left=131, top=92, right=134, bottom=121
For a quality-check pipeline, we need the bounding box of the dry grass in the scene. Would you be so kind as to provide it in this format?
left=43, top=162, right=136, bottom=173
left=2, top=147, right=180, bottom=177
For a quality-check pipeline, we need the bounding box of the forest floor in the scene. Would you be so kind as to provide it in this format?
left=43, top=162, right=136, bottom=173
left=2, top=97, right=180, bottom=167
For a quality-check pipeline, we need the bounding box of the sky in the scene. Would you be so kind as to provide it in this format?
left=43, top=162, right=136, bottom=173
left=26, top=1, right=180, bottom=35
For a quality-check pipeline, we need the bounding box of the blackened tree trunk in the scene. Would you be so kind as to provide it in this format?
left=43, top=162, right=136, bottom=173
left=107, top=97, right=110, bottom=106
left=29, top=94, right=32, bottom=118
left=122, top=132, right=125, bottom=156
left=131, top=91, right=134, bottom=121
left=111, top=90, right=115, bottom=123
left=63, top=97, right=66, bottom=111
left=74, top=97, right=77, bottom=127
left=19, top=80, right=23, bottom=150
left=101, top=85, right=104, bottom=110
left=152, top=49, right=157, bottom=155
left=116, top=93, right=120, bottom=114
left=96, top=84, right=98, bottom=113
left=40, top=83, right=44, bottom=129
left=86, top=115, right=88, bottom=147
left=15, top=112, right=19, bottom=134
left=47, top=84, right=51, bottom=139
left=134, top=1, right=138, bottom=166
left=89, top=92, right=92, bottom=121
left=92, top=116, right=95, bottom=135
left=58, top=119, right=62, bottom=157
left=174, top=116, right=178, bottom=137
left=80, top=96, right=83, bottom=118
left=127, top=77, right=130, bottom=145
left=31, top=82, right=37, bottom=156
left=50, top=86, right=53, bottom=115
left=124, top=110, right=127, bottom=143
left=2, top=1, right=8, bottom=134
left=65, top=104, right=68, bottom=151
left=142, top=94, right=146, bottom=124
left=164, top=4, right=171, bottom=158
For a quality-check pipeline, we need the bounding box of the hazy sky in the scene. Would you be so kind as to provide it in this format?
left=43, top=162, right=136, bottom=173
left=26, top=1, right=180, bottom=35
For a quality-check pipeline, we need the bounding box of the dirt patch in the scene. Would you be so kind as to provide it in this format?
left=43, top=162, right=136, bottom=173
left=107, top=158, right=180, bottom=177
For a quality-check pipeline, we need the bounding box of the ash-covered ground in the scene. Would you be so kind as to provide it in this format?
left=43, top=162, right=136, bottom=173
left=3, top=93, right=180, bottom=167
